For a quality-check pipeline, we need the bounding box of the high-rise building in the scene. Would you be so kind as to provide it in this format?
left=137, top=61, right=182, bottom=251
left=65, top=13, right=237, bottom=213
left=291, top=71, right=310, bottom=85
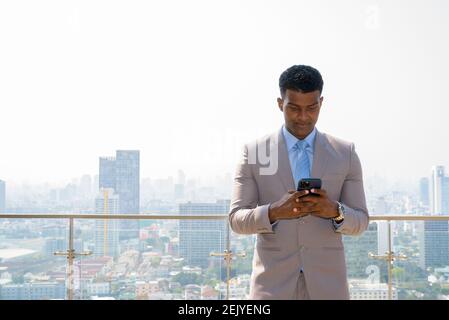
left=419, top=166, right=449, bottom=270
left=174, top=184, right=185, bottom=200
left=0, top=180, right=5, bottom=213
left=115, top=150, right=140, bottom=215
left=377, top=221, right=389, bottom=257
left=0, top=282, right=65, bottom=300
left=430, top=166, right=449, bottom=215
left=94, top=188, right=120, bottom=258
left=174, top=171, right=186, bottom=201
left=419, top=177, right=430, bottom=207
left=116, top=150, right=140, bottom=239
left=178, top=200, right=229, bottom=273
left=99, top=157, right=116, bottom=189
left=349, top=280, right=398, bottom=300
left=98, top=150, right=140, bottom=240
left=419, top=220, right=449, bottom=270
left=343, top=223, right=384, bottom=279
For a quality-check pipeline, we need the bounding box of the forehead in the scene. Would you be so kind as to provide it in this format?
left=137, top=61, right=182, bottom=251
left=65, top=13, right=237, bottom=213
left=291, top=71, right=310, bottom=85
left=284, top=89, right=321, bottom=105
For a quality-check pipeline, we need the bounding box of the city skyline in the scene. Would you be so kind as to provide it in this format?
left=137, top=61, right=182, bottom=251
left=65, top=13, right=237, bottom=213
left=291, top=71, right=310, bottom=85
left=1, top=158, right=445, bottom=213
left=1, top=0, right=449, bottom=184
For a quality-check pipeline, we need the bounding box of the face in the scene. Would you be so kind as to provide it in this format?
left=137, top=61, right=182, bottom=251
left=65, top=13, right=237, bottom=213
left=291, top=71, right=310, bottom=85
left=277, top=89, right=323, bottom=140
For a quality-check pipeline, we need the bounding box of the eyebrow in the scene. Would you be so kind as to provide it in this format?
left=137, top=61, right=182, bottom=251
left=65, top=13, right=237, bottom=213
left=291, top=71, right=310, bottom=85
left=287, top=102, right=319, bottom=108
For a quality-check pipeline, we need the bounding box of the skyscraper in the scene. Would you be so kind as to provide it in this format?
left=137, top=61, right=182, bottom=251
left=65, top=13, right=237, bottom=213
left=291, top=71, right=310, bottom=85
left=343, top=223, right=384, bottom=279
left=178, top=200, right=229, bottom=272
left=94, top=188, right=120, bottom=258
left=0, top=180, right=5, bottom=213
left=116, top=150, right=140, bottom=240
left=115, top=150, right=140, bottom=215
left=430, top=165, right=449, bottom=215
left=98, top=150, right=140, bottom=240
left=419, top=166, right=449, bottom=270
left=99, top=157, right=116, bottom=189
left=419, top=220, right=449, bottom=270
left=419, top=177, right=430, bottom=207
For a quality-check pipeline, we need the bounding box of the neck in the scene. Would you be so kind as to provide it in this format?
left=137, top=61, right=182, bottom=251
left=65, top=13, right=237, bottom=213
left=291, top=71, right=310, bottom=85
left=285, top=125, right=314, bottom=140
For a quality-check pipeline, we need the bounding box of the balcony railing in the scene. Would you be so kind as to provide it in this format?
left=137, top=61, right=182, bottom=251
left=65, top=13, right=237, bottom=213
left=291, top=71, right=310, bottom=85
left=1, top=213, right=449, bottom=300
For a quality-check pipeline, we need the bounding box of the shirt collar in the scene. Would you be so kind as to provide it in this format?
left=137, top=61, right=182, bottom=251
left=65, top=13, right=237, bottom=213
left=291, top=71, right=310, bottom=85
left=282, top=125, right=317, bottom=152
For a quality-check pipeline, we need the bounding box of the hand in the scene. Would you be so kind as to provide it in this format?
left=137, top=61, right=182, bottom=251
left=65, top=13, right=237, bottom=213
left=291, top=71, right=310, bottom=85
left=296, top=188, right=339, bottom=219
left=268, top=189, right=312, bottom=223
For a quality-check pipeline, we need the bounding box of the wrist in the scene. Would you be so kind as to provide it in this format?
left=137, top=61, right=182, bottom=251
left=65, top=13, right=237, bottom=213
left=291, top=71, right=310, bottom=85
left=332, top=201, right=339, bottom=218
left=268, top=204, right=279, bottom=223
left=333, top=201, right=345, bottom=223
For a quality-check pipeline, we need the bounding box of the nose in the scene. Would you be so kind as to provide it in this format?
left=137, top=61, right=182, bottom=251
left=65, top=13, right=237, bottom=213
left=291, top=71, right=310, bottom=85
left=296, top=109, right=309, bottom=122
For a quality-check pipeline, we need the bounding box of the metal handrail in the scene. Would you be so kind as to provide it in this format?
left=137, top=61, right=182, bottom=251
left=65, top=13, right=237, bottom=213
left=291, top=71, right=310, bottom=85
left=0, top=213, right=228, bottom=219
left=1, top=213, right=448, bottom=220
left=369, top=215, right=449, bottom=221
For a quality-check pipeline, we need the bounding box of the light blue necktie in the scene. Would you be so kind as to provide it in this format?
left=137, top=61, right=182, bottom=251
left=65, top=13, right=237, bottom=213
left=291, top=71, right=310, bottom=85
left=292, top=140, right=311, bottom=189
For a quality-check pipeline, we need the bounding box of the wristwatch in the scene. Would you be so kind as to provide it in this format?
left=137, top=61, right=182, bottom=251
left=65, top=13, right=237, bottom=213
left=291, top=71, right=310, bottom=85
left=333, top=201, right=345, bottom=223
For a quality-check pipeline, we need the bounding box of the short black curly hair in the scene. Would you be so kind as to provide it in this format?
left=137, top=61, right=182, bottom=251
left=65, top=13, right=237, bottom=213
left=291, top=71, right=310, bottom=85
left=279, top=65, right=323, bottom=97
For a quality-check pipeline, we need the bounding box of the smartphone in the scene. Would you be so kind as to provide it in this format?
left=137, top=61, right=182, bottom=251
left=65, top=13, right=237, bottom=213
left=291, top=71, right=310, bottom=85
left=297, top=178, right=322, bottom=192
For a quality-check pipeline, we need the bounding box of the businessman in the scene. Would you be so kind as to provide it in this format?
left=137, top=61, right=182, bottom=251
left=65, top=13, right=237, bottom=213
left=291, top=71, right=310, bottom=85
left=229, top=65, right=369, bottom=300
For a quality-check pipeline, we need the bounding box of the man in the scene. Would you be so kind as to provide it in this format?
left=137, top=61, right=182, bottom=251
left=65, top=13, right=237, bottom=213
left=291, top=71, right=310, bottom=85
left=229, top=65, right=369, bottom=300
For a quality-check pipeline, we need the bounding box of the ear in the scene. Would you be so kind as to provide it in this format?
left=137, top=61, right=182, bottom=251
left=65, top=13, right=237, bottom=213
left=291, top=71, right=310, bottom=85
left=277, top=97, right=284, bottom=112
left=319, top=96, right=324, bottom=106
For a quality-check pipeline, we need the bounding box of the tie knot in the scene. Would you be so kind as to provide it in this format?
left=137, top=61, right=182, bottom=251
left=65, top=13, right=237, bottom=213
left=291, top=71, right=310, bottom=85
left=294, top=140, right=308, bottom=151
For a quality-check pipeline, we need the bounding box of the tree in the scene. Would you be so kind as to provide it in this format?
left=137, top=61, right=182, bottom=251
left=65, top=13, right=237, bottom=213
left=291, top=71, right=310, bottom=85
left=12, top=273, right=24, bottom=284
left=172, top=272, right=203, bottom=286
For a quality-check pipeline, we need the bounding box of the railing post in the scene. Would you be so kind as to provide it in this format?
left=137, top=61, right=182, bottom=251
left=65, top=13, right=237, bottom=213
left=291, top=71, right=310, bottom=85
left=210, top=221, right=246, bottom=300
left=369, top=219, right=407, bottom=300
left=387, top=220, right=392, bottom=300
left=67, top=218, right=74, bottom=300
left=54, top=218, right=92, bottom=300
left=226, top=222, right=230, bottom=300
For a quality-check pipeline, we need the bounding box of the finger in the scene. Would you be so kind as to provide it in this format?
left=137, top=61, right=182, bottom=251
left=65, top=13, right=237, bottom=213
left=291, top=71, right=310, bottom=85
left=295, top=195, right=313, bottom=203
left=294, top=190, right=310, bottom=198
left=306, top=209, right=322, bottom=215
left=302, top=203, right=319, bottom=211
left=297, top=195, right=319, bottom=204
left=293, top=205, right=315, bottom=213
left=294, top=203, right=319, bottom=212
left=294, top=207, right=320, bottom=215
left=299, top=203, right=320, bottom=211
left=310, top=188, right=326, bottom=196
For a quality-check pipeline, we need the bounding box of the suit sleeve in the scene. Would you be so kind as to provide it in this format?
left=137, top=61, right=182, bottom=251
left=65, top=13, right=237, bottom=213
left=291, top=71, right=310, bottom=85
left=334, top=143, right=369, bottom=235
left=228, top=144, right=275, bottom=235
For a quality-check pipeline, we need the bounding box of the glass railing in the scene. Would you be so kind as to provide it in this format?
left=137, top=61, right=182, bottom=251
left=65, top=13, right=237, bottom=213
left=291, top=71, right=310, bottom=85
left=1, top=213, right=448, bottom=300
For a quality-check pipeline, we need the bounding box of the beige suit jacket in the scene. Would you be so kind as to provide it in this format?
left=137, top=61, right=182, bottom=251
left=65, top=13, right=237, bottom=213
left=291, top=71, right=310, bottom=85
left=229, top=127, right=369, bottom=299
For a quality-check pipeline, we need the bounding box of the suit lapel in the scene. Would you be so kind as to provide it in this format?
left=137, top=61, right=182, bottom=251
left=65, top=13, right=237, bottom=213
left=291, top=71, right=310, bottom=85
left=311, top=130, right=332, bottom=179
left=273, top=128, right=296, bottom=191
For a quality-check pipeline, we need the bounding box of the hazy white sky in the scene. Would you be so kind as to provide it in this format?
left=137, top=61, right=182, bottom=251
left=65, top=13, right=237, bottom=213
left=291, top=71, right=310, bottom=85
left=1, top=0, right=449, bottom=185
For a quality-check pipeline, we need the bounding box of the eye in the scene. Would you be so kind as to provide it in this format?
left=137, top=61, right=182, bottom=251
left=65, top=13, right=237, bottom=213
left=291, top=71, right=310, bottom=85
left=288, top=105, right=299, bottom=112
